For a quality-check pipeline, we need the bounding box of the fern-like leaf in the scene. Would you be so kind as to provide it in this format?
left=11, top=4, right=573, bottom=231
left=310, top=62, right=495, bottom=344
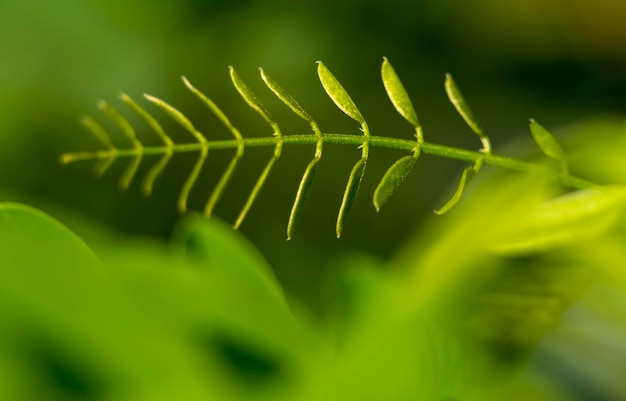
left=61, top=59, right=597, bottom=237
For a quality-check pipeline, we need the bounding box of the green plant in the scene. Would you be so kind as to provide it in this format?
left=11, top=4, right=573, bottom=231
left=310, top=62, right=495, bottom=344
left=60, top=58, right=594, bottom=239
left=4, top=58, right=626, bottom=401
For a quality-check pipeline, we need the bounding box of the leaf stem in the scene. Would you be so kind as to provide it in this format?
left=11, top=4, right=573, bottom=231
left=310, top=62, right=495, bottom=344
left=60, top=132, right=596, bottom=190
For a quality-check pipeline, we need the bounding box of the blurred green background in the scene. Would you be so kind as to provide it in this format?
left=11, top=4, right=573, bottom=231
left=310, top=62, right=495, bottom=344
left=2, top=0, right=626, bottom=306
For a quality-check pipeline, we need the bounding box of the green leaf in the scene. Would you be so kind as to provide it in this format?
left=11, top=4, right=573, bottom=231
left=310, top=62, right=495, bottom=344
left=287, top=157, right=320, bottom=240
left=493, top=186, right=626, bottom=253
left=178, top=148, right=208, bottom=214
left=120, top=93, right=173, bottom=195
left=78, top=116, right=117, bottom=176
left=144, top=94, right=207, bottom=144
left=0, top=203, right=99, bottom=272
left=120, top=93, right=173, bottom=147
left=141, top=152, right=172, bottom=197
left=204, top=152, right=242, bottom=218
left=97, top=101, right=144, bottom=190
left=182, top=76, right=244, bottom=215
left=118, top=151, right=143, bottom=191
left=174, top=215, right=288, bottom=310
left=373, top=155, right=417, bottom=212
left=317, top=61, right=365, bottom=125
left=98, top=100, right=139, bottom=144
left=229, top=69, right=285, bottom=229
left=445, top=74, right=486, bottom=140
left=182, top=76, right=243, bottom=140
left=337, top=158, right=367, bottom=238
left=529, top=119, right=566, bottom=162
left=234, top=156, right=279, bottom=230
left=80, top=115, right=114, bottom=149
left=229, top=66, right=275, bottom=127
left=260, top=68, right=314, bottom=125
left=435, top=164, right=478, bottom=215
left=381, top=58, right=419, bottom=128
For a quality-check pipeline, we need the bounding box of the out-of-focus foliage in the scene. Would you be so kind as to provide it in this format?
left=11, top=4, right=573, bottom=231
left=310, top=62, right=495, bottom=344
left=2, top=168, right=626, bottom=400
left=3, top=0, right=626, bottom=399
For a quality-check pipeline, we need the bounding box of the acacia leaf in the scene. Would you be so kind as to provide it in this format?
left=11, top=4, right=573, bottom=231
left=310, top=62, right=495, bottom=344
left=229, top=66, right=274, bottom=126
left=445, top=74, right=485, bottom=139
left=178, top=149, right=208, bottom=213
left=435, top=164, right=478, bottom=215
left=260, top=68, right=313, bottom=124
left=98, top=100, right=138, bottom=143
left=381, top=58, right=419, bottom=128
left=234, top=156, right=279, bottom=230
left=373, top=155, right=417, bottom=212
left=120, top=93, right=173, bottom=147
left=337, top=158, right=367, bottom=238
left=182, top=76, right=242, bottom=139
left=529, top=119, right=566, bottom=162
left=204, top=153, right=242, bottom=218
left=317, top=61, right=365, bottom=125
left=287, top=157, right=320, bottom=240
left=144, top=94, right=206, bottom=144
left=80, top=115, right=114, bottom=149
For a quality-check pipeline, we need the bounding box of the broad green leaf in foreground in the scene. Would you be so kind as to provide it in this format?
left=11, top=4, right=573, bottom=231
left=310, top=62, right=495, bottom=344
left=493, top=186, right=626, bottom=253
left=0, top=202, right=100, bottom=271
left=172, top=214, right=289, bottom=310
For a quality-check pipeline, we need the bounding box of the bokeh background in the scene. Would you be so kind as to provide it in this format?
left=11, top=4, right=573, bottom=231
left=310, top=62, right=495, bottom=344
left=2, top=0, right=626, bottom=306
